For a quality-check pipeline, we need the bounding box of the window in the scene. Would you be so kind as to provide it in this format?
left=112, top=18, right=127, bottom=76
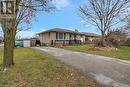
left=64, top=33, right=66, bottom=39
left=56, top=32, right=64, bottom=40
left=59, top=33, right=64, bottom=39
left=56, top=32, right=58, bottom=39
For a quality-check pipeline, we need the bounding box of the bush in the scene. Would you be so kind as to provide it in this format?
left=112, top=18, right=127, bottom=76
left=107, top=38, right=120, bottom=48
left=94, top=40, right=107, bottom=47
left=94, top=38, right=120, bottom=48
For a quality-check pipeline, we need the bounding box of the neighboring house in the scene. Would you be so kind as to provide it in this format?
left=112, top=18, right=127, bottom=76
left=38, top=28, right=86, bottom=46
left=82, top=32, right=100, bottom=43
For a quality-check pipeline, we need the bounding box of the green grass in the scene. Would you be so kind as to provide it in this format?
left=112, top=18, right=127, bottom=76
left=0, top=48, right=98, bottom=87
left=63, top=44, right=130, bottom=60
left=0, top=47, right=3, bottom=64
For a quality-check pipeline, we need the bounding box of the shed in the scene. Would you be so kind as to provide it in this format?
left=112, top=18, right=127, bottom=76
left=23, top=39, right=31, bottom=47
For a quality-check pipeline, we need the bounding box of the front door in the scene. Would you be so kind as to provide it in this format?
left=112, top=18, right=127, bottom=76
left=51, top=40, right=53, bottom=46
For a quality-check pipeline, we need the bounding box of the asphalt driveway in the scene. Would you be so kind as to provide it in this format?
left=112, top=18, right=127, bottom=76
left=34, top=47, right=130, bottom=87
left=0, top=44, right=3, bottom=47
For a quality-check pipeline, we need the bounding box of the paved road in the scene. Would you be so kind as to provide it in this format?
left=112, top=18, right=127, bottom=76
left=34, top=47, right=130, bottom=87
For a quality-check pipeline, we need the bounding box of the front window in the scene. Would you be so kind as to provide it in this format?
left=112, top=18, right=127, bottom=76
left=59, top=33, right=64, bottom=39
left=56, top=32, right=65, bottom=40
left=56, top=32, right=58, bottom=39
left=64, top=33, right=66, bottom=39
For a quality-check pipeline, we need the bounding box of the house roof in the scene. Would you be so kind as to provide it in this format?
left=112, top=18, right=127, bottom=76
left=38, top=28, right=100, bottom=37
left=38, top=28, right=84, bottom=35
left=82, top=32, right=99, bottom=37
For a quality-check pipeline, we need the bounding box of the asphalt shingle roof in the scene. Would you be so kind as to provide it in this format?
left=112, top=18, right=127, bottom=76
left=38, top=28, right=83, bottom=34
left=38, top=28, right=99, bottom=37
left=82, top=32, right=99, bottom=37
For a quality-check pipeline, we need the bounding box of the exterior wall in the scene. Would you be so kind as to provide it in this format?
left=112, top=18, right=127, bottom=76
left=88, top=37, right=94, bottom=41
left=39, top=32, right=51, bottom=45
left=50, top=32, right=56, bottom=45
left=82, top=35, right=86, bottom=43
left=65, top=33, right=70, bottom=40
left=75, top=34, right=86, bottom=43
left=39, top=32, right=86, bottom=46
left=70, top=34, right=74, bottom=40
left=85, top=36, right=99, bottom=44
left=50, top=32, right=56, bottom=40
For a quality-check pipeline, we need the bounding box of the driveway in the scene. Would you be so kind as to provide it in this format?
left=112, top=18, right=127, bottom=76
left=34, top=47, right=130, bottom=87
left=0, top=44, right=3, bottom=47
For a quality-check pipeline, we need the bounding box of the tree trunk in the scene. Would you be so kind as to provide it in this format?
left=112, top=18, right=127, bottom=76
left=101, top=32, right=107, bottom=47
left=3, top=29, right=15, bottom=67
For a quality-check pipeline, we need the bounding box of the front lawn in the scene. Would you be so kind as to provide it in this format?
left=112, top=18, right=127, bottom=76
left=63, top=44, right=130, bottom=60
left=0, top=47, right=3, bottom=64
left=0, top=48, right=98, bottom=87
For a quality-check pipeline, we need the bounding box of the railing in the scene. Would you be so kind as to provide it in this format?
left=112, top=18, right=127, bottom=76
left=54, top=40, right=81, bottom=45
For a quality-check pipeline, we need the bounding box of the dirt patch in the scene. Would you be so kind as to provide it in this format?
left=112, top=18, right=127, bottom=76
left=54, top=43, right=64, bottom=48
left=89, top=47, right=118, bottom=51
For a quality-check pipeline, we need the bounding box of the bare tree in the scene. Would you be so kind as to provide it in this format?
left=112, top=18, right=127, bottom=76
left=79, top=0, right=129, bottom=47
left=0, top=0, right=55, bottom=67
left=125, top=14, right=130, bottom=31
